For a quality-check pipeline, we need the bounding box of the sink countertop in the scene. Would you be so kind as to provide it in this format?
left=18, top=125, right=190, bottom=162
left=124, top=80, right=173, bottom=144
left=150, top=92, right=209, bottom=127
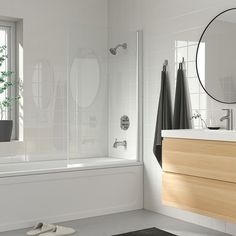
left=162, top=129, right=236, bottom=142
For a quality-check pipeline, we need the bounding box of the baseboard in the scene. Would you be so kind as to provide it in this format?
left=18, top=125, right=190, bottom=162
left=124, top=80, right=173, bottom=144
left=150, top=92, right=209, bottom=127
left=0, top=205, right=143, bottom=232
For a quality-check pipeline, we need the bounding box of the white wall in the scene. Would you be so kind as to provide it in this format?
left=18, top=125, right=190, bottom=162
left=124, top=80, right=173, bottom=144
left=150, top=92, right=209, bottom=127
left=108, top=0, right=236, bottom=235
left=0, top=0, right=109, bottom=162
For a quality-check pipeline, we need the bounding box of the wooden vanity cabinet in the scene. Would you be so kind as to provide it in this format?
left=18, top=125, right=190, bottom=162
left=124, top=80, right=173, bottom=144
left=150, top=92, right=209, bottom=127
left=162, top=138, right=236, bottom=222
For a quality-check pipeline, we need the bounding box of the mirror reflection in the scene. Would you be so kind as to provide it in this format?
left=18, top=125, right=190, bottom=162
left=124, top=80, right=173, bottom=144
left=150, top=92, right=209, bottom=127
left=196, top=8, right=236, bottom=104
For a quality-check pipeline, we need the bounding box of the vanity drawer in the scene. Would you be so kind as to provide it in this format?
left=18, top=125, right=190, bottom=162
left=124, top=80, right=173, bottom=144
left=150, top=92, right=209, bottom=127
left=163, top=172, right=236, bottom=223
left=162, top=138, right=236, bottom=183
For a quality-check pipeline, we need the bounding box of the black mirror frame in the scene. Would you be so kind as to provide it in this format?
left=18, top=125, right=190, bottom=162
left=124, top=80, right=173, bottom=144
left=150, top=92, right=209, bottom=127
left=196, top=7, right=236, bottom=104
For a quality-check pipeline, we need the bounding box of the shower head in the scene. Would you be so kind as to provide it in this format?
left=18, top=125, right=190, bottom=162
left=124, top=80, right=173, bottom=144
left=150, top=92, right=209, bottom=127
left=109, top=48, right=117, bottom=55
left=109, top=43, right=127, bottom=55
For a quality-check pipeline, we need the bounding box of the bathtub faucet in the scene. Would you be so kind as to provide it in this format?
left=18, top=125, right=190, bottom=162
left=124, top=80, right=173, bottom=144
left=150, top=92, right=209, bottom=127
left=113, top=139, right=127, bottom=149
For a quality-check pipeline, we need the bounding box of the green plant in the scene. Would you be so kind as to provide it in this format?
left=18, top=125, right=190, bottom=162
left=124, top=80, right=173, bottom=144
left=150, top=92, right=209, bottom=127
left=0, top=45, right=20, bottom=120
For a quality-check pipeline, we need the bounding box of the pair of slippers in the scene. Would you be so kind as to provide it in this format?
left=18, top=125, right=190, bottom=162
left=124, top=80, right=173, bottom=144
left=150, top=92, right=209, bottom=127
left=27, top=223, right=76, bottom=236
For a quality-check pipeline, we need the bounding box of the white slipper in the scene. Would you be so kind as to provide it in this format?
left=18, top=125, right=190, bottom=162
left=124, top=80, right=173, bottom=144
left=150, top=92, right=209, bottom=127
left=39, top=225, right=76, bottom=236
left=27, top=223, right=56, bottom=236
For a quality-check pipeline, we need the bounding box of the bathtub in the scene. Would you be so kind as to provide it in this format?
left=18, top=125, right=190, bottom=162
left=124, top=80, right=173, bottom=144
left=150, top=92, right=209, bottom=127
left=0, top=157, right=143, bottom=232
left=0, top=157, right=141, bottom=177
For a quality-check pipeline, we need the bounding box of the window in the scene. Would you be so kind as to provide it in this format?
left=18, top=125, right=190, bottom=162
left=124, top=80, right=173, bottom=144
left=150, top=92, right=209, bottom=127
left=0, top=21, right=18, bottom=139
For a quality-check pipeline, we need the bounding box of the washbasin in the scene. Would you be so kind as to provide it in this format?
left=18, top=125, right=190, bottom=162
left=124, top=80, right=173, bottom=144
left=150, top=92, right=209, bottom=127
left=202, top=128, right=236, bottom=132
left=162, top=129, right=236, bottom=142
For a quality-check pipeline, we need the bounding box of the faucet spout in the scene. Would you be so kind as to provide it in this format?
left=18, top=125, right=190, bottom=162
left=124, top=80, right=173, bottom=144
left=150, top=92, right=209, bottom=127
left=113, top=139, right=127, bottom=149
left=220, top=109, right=233, bottom=130
left=220, top=115, right=228, bottom=122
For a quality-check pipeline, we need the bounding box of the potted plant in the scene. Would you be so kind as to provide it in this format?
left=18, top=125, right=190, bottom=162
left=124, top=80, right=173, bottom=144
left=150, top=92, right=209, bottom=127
left=0, top=45, right=20, bottom=142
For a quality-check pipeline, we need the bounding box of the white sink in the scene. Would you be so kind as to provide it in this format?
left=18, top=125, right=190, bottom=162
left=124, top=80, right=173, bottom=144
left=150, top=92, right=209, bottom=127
left=162, top=129, right=236, bottom=142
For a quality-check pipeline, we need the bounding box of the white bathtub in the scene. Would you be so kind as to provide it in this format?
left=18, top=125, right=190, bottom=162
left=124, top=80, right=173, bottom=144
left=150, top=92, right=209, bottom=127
left=0, top=157, right=141, bottom=177
left=0, top=157, right=143, bottom=232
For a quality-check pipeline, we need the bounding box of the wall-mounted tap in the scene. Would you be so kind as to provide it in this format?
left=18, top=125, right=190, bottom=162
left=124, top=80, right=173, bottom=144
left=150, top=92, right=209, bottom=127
left=220, top=109, right=233, bottom=130
left=113, top=139, right=127, bottom=149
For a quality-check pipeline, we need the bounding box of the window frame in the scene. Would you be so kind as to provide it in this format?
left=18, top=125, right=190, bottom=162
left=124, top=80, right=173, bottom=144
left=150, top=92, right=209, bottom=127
left=0, top=20, right=18, bottom=140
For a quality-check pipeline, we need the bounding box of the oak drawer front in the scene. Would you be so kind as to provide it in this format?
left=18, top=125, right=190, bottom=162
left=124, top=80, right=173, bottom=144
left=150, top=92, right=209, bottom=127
left=162, top=138, right=236, bottom=183
left=163, top=172, right=236, bottom=223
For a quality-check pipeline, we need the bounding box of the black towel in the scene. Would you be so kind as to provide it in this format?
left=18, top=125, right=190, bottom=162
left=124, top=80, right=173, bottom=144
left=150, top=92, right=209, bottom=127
left=173, top=63, right=192, bottom=129
left=153, top=66, right=172, bottom=167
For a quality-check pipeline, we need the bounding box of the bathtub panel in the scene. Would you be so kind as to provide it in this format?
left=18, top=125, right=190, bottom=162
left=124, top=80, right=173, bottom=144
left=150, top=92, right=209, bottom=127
left=0, top=165, right=143, bottom=232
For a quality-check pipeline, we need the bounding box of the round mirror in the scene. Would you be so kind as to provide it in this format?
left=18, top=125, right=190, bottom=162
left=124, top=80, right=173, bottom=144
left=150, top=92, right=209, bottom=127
left=70, top=54, right=100, bottom=108
left=196, top=8, right=236, bottom=104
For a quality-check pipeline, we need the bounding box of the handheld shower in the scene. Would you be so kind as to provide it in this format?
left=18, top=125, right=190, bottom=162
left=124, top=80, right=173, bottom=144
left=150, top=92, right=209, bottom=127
left=109, top=43, right=127, bottom=55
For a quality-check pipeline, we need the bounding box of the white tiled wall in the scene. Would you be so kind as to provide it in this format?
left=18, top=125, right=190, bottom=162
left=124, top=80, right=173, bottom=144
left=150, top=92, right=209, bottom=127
left=108, top=0, right=236, bottom=235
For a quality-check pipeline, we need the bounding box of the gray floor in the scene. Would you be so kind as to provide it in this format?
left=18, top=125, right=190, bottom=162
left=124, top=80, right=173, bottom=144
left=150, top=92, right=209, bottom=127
left=1, top=210, right=232, bottom=236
